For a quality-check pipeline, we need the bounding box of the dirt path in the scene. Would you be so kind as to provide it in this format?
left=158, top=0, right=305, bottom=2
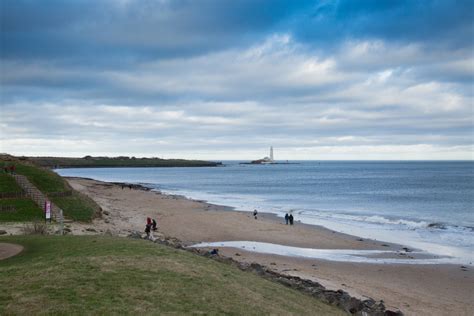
left=0, top=243, right=23, bottom=260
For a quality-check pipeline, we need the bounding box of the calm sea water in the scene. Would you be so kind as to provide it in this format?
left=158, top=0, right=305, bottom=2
left=56, top=161, right=474, bottom=264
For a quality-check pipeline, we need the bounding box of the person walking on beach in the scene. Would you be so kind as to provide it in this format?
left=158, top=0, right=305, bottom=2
left=285, top=213, right=289, bottom=225
left=151, top=218, right=157, bottom=231
left=289, top=214, right=294, bottom=225
left=145, top=223, right=151, bottom=239
left=253, top=209, right=258, bottom=220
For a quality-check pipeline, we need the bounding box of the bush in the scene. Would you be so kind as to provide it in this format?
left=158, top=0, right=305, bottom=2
left=22, top=220, right=49, bottom=235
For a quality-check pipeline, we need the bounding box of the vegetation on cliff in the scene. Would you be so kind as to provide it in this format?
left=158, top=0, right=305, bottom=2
left=28, top=156, right=222, bottom=168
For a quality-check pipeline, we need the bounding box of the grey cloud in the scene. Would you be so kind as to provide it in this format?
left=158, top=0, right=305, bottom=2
left=1, top=1, right=472, bottom=159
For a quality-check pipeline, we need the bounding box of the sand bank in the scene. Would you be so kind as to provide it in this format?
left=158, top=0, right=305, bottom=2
left=55, top=178, right=474, bottom=315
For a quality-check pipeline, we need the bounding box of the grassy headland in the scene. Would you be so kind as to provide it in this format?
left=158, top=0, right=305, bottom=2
left=0, top=235, right=342, bottom=315
left=0, top=155, right=100, bottom=222
left=28, top=156, right=222, bottom=168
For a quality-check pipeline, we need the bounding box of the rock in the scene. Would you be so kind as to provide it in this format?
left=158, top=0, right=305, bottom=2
left=381, top=244, right=390, bottom=247
left=104, top=219, right=110, bottom=223
left=357, top=238, right=364, bottom=241
left=249, top=262, right=267, bottom=275
left=402, top=247, right=412, bottom=252
left=235, top=253, right=241, bottom=256
left=85, top=227, right=97, bottom=232
left=103, top=210, right=110, bottom=216
left=128, top=231, right=142, bottom=239
left=63, top=227, right=71, bottom=233
left=0, top=230, right=7, bottom=235
left=427, top=222, right=446, bottom=229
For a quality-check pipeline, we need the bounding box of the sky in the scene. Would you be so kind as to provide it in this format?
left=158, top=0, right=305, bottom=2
left=1, top=0, right=473, bottom=160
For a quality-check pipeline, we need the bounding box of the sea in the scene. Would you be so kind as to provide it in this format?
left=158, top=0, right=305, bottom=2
left=56, top=161, right=474, bottom=264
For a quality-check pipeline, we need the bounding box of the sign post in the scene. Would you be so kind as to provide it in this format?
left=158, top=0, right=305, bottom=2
left=45, top=201, right=51, bottom=222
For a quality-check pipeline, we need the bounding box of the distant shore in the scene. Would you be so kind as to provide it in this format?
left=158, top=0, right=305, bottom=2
left=25, top=156, right=222, bottom=168
left=17, top=176, right=472, bottom=315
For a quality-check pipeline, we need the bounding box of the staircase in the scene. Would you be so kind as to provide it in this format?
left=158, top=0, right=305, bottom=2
left=12, top=174, right=64, bottom=223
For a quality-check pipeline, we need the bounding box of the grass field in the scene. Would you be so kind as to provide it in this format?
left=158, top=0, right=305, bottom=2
left=0, top=236, right=342, bottom=315
left=14, top=163, right=67, bottom=193
left=52, top=191, right=99, bottom=221
left=1, top=157, right=100, bottom=222
left=0, top=173, right=22, bottom=192
left=0, top=199, right=43, bottom=222
left=0, top=172, right=44, bottom=222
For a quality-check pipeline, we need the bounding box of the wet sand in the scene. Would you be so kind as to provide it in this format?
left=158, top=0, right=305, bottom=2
left=6, top=177, right=472, bottom=315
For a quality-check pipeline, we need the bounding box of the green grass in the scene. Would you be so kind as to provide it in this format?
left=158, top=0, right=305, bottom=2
left=0, top=158, right=100, bottom=222
left=52, top=192, right=98, bottom=221
left=0, top=199, right=43, bottom=221
left=14, top=163, right=67, bottom=193
left=0, top=236, right=342, bottom=315
left=0, top=173, right=22, bottom=192
left=0, top=172, right=43, bottom=222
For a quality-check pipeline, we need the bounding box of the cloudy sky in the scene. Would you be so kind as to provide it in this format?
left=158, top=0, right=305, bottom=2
left=1, top=0, right=473, bottom=160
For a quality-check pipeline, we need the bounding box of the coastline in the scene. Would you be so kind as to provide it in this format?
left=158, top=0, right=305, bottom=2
left=3, top=176, right=472, bottom=315
left=66, top=177, right=473, bottom=315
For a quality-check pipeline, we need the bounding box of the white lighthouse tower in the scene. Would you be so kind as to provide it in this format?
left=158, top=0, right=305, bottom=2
left=250, top=146, right=276, bottom=164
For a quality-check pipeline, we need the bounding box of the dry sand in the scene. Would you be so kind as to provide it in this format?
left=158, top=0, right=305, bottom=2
left=10, top=177, right=473, bottom=315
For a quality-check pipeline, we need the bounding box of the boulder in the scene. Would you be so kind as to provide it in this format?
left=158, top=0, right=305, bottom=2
left=128, top=231, right=142, bottom=239
left=0, top=230, right=7, bottom=235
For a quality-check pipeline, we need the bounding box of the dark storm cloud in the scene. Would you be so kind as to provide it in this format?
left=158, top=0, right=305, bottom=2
left=1, top=0, right=313, bottom=62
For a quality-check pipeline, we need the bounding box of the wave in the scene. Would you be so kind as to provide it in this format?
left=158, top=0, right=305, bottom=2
left=301, top=211, right=474, bottom=233
left=147, top=184, right=474, bottom=237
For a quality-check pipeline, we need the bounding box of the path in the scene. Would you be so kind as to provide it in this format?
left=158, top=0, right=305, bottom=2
left=0, top=243, right=23, bottom=260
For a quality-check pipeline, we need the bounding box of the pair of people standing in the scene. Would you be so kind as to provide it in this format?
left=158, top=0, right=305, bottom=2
left=284, top=213, right=294, bottom=225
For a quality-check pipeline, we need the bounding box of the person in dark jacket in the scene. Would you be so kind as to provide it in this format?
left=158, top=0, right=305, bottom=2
left=289, top=214, right=294, bottom=225
left=285, top=213, right=289, bottom=225
left=145, top=224, right=151, bottom=238
left=151, top=218, right=157, bottom=231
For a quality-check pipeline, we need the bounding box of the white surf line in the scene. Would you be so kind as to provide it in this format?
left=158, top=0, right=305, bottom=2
left=190, top=241, right=462, bottom=265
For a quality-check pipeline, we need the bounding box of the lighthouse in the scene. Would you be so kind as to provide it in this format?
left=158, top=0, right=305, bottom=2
left=250, top=146, right=275, bottom=164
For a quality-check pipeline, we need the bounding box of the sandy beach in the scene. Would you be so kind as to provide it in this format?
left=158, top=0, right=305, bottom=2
left=5, top=177, right=471, bottom=315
